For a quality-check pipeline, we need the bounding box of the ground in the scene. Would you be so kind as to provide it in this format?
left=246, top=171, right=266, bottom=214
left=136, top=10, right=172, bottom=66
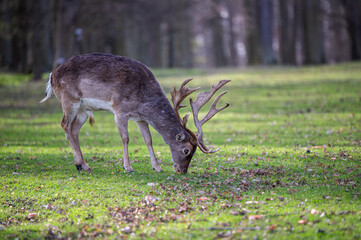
left=0, top=63, right=360, bottom=239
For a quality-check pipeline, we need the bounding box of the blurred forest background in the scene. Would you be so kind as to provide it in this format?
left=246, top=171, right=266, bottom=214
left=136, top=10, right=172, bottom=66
left=0, top=0, right=361, bottom=80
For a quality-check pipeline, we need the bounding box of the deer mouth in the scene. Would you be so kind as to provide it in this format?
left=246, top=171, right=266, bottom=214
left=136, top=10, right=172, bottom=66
left=174, top=165, right=188, bottom=174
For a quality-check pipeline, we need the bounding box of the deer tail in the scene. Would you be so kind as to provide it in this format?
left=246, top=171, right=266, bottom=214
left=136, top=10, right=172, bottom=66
left=39, top=73, right=53, bottom=103
left=88, top=111, right=95, bottom=126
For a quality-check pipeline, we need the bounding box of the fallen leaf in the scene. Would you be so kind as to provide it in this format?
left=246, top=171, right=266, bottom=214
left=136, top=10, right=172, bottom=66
left=230, top=210, right=246, bottom=216
left=147, top=182, right=158, bottom=187
left=216, top=231, right=233, bottom=239
left=121, top=227, right=132, bottom=234
left=311, top=209, right=318, bottom=215
left=248, top=215, right=265, bottom=221
left=287, top=189, right=298, bottom=194
left=145, top=195, right=160, bottom=205
left=201, top=205, right=208, bottom=211
left=245, top=201, right=259, bottom=205
left=298, top=219, right=307, bottom=225
left=198, top=197, right=209, bottom=201
left=178, top=205, right=189, bottom=213
left=269, top=224, right=276, bottom=232
left=42, top=204, right=57, bottom=210
left=27, top=213, right=37, bottom=219
left=235, top=196, right=242, bottom=201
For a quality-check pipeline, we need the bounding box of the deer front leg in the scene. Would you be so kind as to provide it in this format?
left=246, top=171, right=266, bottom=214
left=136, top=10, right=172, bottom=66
left=136, top=121, right=163, bottom=172
left=115, top=115, right=134, bottom=172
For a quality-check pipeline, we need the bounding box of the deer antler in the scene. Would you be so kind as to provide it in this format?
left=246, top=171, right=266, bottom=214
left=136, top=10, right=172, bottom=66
left=171, top=78, right=230, bottom=153
left=170, top=78, right=200, bottom=128
left=190, top=80, right=231, bottom=153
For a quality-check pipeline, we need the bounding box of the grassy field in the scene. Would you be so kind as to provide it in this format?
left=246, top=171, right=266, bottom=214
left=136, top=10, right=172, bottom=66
left=0, top=62, right=361, bottom=239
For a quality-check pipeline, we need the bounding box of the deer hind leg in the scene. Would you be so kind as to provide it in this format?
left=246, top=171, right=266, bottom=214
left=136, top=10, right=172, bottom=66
left=61, top=103, right=91, bottom=173
left=136, top=121, right=163, bottom=172
left=114, top=115, right=134, bottom=172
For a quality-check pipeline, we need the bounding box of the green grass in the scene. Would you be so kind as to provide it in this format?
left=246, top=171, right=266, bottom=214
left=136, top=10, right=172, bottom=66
left=1, top=62, right=361, bottom=239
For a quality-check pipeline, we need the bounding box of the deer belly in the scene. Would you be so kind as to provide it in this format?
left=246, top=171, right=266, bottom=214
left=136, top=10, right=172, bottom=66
left=80, top=98, right=114, bottom=114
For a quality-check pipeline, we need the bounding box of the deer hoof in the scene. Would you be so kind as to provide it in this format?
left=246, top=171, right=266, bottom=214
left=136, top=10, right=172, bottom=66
left=123, top=166, right=134, bottom=173
left=76, top=164, right=82, bottom=172
left=75, top=163, right=91, bottom=173
left=153, top=167, right=163, bottom=172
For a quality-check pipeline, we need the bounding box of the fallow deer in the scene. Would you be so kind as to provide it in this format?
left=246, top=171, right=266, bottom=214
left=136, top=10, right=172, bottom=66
left=40, top=53, right=230, bottom=173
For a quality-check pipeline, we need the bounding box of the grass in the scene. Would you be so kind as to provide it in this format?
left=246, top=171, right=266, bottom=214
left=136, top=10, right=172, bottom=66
left=0, top=62, right=361, bottom=239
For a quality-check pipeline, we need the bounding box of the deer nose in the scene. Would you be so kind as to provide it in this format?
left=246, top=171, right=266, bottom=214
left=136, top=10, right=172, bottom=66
left=182, top=168, right=188, bottom=174
left=174, top=165, right=181, bottom=173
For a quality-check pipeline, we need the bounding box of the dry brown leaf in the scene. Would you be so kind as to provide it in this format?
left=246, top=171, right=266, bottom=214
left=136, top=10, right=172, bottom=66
left=248, top=215, right=265, bottom=221
left=311, top=209, right=318, bottom=215
left=298, top=219, right=307, bottom=225
left=198, top=197, right=209, bottom=201
left=27, top=213, right=37, bottom=219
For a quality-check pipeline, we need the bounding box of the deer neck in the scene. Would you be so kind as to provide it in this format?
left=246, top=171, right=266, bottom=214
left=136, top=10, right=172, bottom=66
left=142, top=97, right=184, bottom=145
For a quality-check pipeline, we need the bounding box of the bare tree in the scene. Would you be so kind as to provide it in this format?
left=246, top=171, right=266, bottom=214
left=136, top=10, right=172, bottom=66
left=301, top=0, right=325, bottom=64
left=341, top=0, right=361, bottom=60
left=257, top=0, right=277, bottom=64
left=29, top=0, right=53, bottom=80
left=279, top=0, right=296, bottom=64
left=53, top=0, right=79, bottom=67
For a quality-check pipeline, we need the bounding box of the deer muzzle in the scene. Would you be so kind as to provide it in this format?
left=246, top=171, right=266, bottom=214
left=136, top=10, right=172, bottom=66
left=174, top=164, right=188, bottom=174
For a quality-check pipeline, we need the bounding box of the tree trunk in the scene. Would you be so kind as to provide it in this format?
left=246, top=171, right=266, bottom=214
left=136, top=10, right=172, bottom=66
left=178, top=0, right=193, bottom=68
left=341, top=0, right=361, bottom=60
left=301, top=0, right=325, bottom=64
left=279, top=0, right=296, bottom=64
left=225, top=0, right=239, bottom=66
left=30, top=0, right=52, bottom=80
left=244, top=0, right=261, bottom=65
left=53, top=0, right=79, bottom=67
left=0, top=0, right=12, bottom=68
left=208, top=1, right=228, bottom=67
left=257, top=0, right=277, bottom=64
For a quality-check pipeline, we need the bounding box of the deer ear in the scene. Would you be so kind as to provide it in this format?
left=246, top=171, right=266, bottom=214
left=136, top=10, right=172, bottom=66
left=176, top=133, right=185, bottom=141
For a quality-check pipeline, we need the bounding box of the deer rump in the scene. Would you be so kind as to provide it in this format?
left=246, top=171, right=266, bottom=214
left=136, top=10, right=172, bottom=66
left=41, top=53, right=230, bottom=174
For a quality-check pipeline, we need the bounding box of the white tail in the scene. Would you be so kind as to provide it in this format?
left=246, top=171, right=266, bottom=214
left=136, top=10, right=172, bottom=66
left=39, top=73, right=53, bottom=103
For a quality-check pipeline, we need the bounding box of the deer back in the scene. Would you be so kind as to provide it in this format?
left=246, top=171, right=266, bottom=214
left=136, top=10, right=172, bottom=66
left=53, top=54, right=172, bottom=118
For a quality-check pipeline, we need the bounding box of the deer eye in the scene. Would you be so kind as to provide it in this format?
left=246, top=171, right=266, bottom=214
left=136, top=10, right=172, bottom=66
left=176, top=133, right=185, bottom=141
left=183, top=148, right=190, bottom=156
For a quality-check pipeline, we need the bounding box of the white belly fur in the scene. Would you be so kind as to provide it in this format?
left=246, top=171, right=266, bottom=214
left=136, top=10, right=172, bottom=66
left=80, top=98, right=115, bottom=114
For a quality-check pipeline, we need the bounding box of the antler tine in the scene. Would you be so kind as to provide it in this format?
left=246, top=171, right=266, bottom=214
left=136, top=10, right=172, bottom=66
left=190, top=79, right=231, bottom=153
left=170, top=78, right=200, bottom=127
left=199, top=91, right=230, bottom=126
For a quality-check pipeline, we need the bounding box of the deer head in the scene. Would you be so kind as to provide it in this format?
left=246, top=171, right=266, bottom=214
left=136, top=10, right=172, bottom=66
left=170, top=78, right=231, bottom=173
